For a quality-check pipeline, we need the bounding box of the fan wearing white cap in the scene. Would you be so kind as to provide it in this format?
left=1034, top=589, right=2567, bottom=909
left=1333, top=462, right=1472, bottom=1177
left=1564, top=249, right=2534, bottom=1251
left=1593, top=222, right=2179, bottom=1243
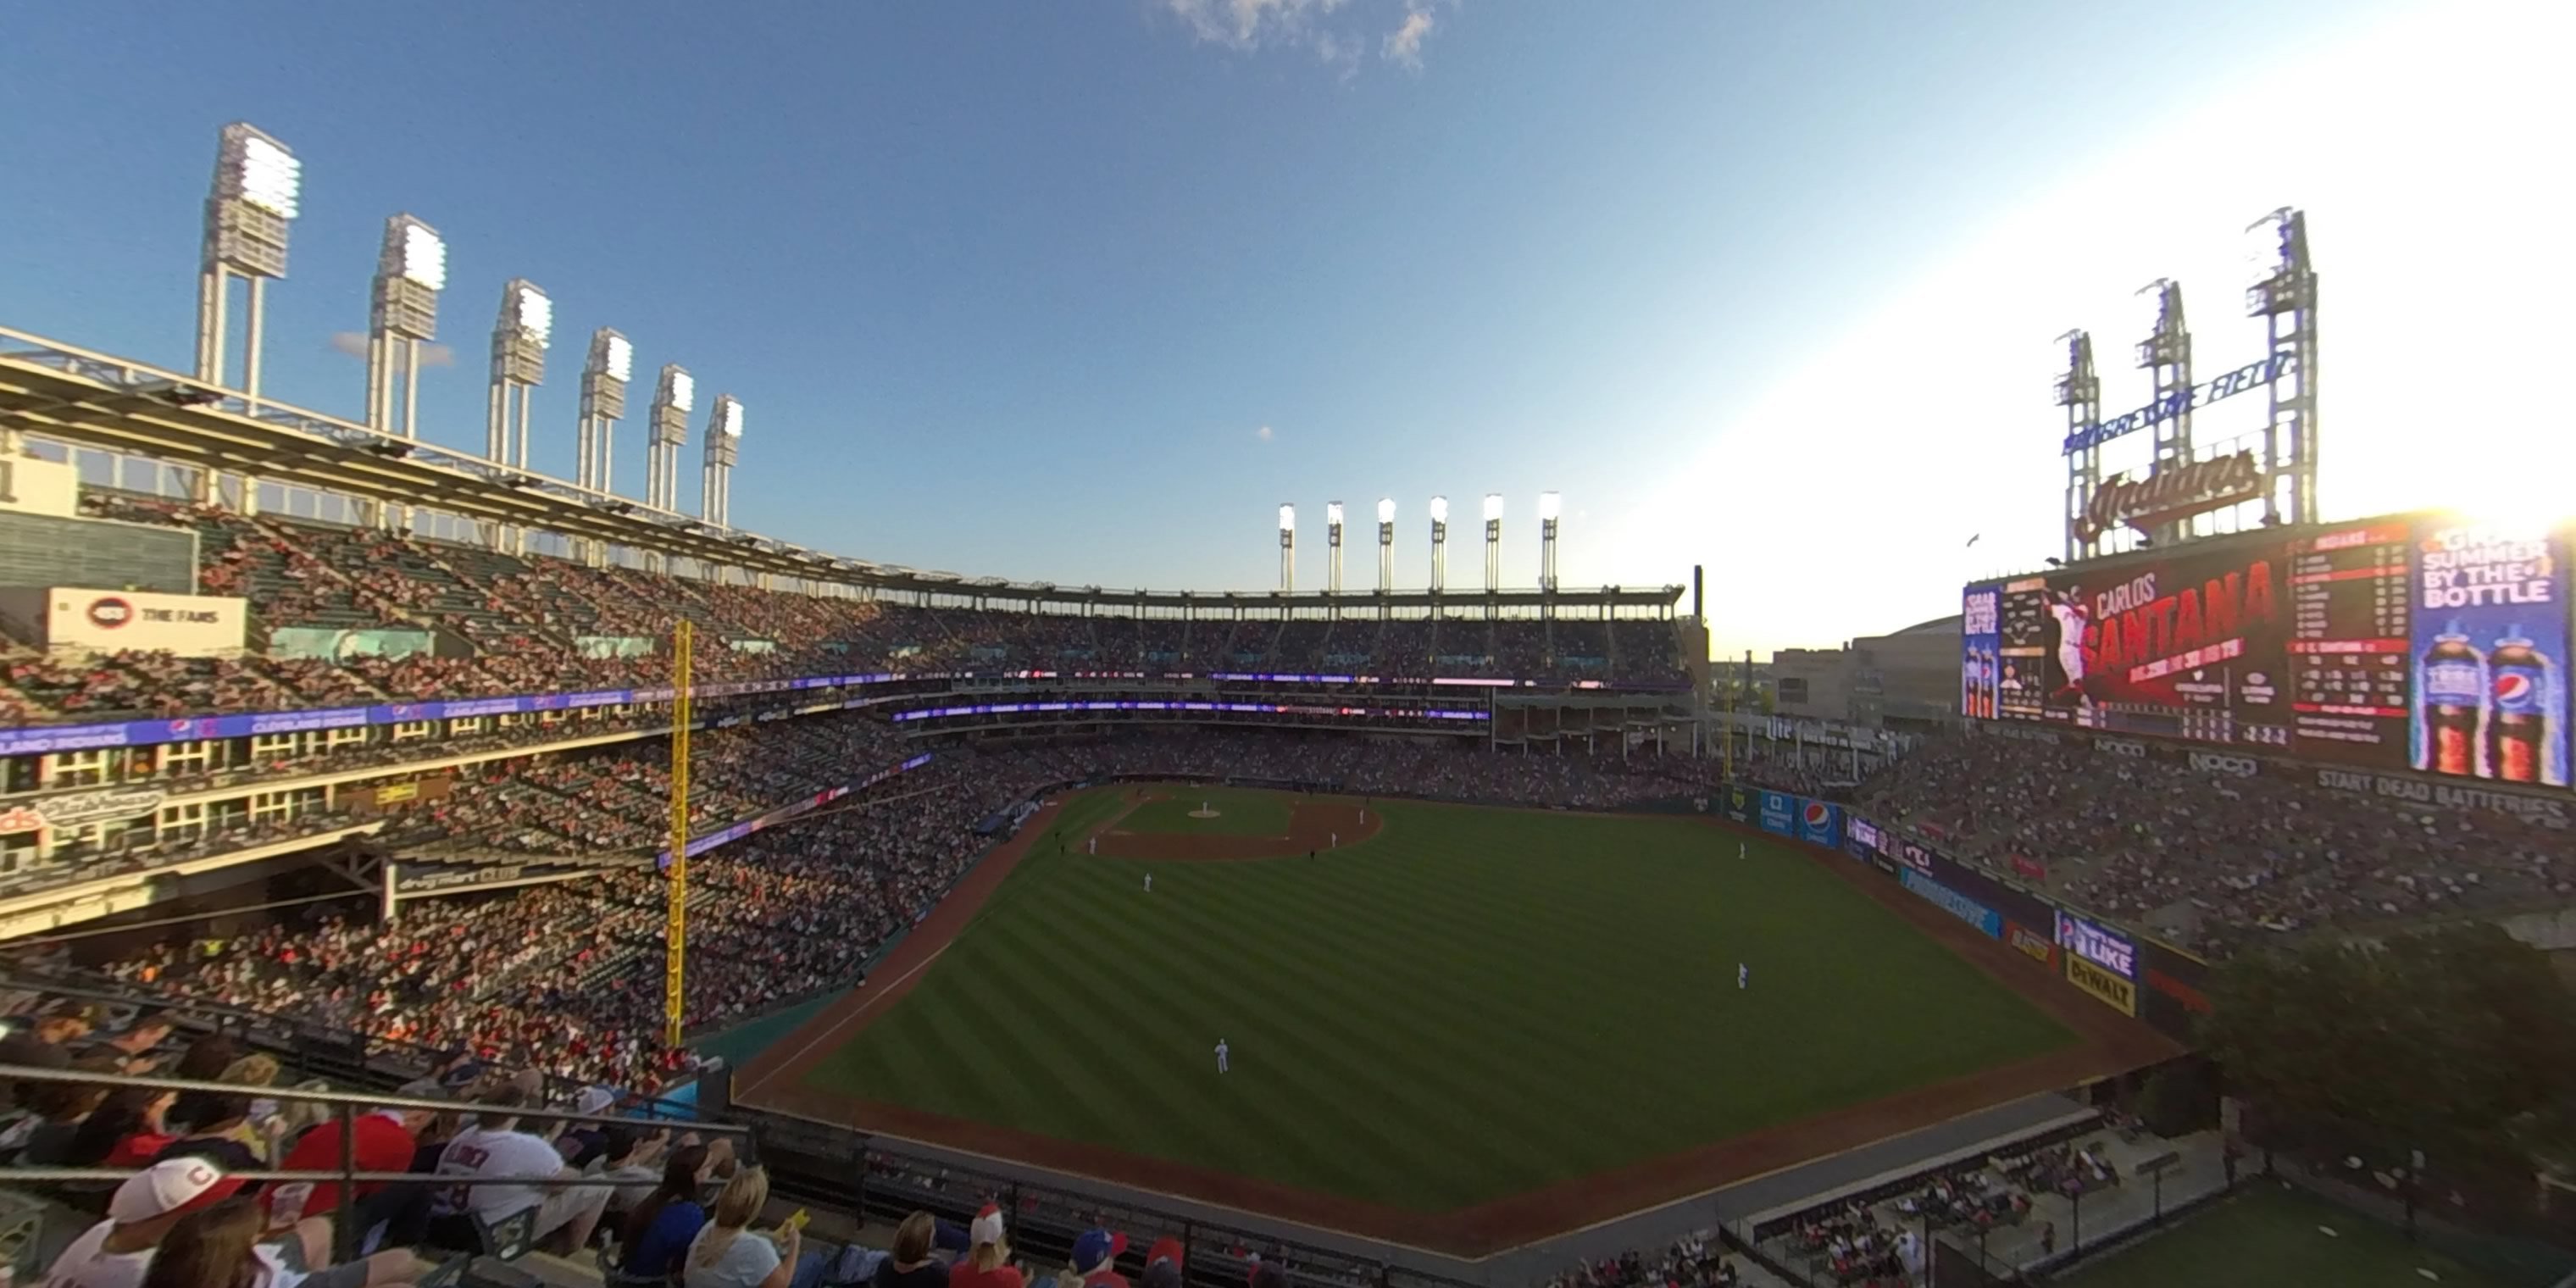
left=948, top=1203, right=1023, bottom=1288
left=42, top=1158, right=244, bottom=1288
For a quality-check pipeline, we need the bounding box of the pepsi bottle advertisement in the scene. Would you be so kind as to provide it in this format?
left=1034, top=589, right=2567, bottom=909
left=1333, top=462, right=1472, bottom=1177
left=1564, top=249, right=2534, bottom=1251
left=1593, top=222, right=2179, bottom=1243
left=2409, top=520, right=2570, bottom=788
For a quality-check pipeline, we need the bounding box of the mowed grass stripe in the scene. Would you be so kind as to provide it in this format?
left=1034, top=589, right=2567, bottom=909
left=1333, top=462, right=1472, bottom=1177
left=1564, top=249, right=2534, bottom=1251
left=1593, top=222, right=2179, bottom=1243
left=799, top=789, right=2079, bottom=1210
left=1036, top=881, right=1503, bottom=1198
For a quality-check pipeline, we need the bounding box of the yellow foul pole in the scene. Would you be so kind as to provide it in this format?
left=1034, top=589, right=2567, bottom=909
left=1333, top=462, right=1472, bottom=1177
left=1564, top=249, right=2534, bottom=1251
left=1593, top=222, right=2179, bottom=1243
left=663, top=619, right=692, bottom=1047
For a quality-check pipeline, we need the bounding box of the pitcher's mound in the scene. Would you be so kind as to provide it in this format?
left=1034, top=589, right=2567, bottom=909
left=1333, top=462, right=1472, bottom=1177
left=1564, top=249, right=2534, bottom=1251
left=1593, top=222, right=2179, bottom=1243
left=1188, top=808, right=1222, bottom=819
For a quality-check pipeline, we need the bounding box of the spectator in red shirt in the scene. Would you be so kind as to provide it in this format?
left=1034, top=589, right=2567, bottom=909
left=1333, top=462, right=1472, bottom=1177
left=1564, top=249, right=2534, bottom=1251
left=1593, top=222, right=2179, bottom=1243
left=1072, top=1230, right=1128, bottom=1288
left=268, top=1101, right=441, bottom=1236
left=948, top=1205, right=1022, bottom=1288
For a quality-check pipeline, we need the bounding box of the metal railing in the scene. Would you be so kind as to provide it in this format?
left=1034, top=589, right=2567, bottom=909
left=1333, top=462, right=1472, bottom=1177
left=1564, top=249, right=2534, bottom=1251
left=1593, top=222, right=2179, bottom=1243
left=0, top=1062, right=748, bottom=1265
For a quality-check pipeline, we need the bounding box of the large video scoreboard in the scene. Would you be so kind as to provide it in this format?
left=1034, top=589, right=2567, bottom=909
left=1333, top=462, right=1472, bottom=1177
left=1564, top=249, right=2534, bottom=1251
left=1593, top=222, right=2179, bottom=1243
left=1962, top=514, right=2571, bottom=789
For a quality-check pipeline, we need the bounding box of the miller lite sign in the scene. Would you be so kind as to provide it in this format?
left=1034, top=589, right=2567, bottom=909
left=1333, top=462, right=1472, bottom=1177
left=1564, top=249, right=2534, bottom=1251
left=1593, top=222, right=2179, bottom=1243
left=2074, top=451, right=2266, bottom=543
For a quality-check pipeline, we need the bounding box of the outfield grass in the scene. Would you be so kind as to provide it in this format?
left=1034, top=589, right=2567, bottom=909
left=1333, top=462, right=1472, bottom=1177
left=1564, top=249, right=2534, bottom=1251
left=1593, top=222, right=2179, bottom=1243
left=1117, top=786, right=1297, bottom=836
left=800, top=790, right=2078, bottom=1211
left=2056, top=1184, right=2517, bottom=1288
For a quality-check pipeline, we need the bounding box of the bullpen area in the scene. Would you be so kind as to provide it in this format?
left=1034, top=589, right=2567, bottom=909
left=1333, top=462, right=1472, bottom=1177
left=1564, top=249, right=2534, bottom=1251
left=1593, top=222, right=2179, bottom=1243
left=736, top=786, right=2177, bottom=1257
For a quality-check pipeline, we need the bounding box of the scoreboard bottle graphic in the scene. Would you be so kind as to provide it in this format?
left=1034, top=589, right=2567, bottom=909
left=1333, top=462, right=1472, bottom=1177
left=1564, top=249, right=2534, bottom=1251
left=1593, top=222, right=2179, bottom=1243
left=2417, top=622, right=2564, bottom=786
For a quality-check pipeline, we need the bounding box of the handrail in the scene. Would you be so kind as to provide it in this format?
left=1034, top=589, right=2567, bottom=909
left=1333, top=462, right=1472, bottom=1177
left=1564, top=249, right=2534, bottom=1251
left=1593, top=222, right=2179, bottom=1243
left=0, top=1063, right=748, bottom=1133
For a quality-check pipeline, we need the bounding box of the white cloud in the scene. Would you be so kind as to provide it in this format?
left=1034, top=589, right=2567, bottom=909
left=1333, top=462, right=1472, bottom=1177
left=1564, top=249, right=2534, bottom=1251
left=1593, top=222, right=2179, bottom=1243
left=1254, top=425, right=1274, bottom=441
left=1383, top=8, right=1433, bottom=69
left=330, top=331, right=453, bottom=368
left=1159, top=0, right=1441, bottom=72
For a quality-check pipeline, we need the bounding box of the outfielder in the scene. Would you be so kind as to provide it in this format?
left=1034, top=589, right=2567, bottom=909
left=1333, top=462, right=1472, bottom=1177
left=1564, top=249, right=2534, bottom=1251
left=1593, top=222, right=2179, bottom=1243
left=1214, top=1039, right=1230, bottom=1074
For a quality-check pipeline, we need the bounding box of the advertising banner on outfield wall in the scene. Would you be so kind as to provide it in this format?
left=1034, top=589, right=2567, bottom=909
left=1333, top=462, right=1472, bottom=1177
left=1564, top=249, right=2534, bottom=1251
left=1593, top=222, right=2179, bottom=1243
left=1899, top=867, right=2002, bottom=937
left=2066, top=953, right=2140, bottom=1015
left=1797, top=799, right=1842, bottom=848
left=1724, top=785, right=1754, bottom=825
left=1757, top=791, right=1797, bottom=837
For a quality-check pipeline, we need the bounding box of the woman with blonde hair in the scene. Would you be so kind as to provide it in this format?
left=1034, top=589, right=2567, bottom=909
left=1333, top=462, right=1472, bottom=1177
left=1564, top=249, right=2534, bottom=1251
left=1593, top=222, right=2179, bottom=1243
left=683, top=1166, right=823, bottom=1288
left=947, top=1204, right=1022, bottom=1288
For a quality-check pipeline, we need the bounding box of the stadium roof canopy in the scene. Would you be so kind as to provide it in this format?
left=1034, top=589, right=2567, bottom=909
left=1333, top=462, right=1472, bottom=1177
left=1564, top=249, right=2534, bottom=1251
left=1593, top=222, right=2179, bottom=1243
left=0, top=325, right=1681, bottom=614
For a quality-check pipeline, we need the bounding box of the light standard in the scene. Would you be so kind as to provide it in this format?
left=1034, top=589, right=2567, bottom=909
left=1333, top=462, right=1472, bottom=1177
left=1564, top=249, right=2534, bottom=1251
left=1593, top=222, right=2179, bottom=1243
left=1324, top=501, right=1345, bottom=593
left=578, top=329, right=633, bottom=495
left=1375, top=497, right=1396, bottom=593
left=1277, top=503, right=1296, bottom=591
left=1538, top=491, right=1562, bottom=593
left=702, top=396, right=743, bottom=529
left=195, top=123, right=300, bottom=410
left=1481, top=492, right=1503, bottom=595
left=367, top=214, right=447, bottom=441
left=1428, top=496, right=1449, bottom=592
left=646, top=364, right=694, bottom=514
left=487, top=279, right=551, bottom=469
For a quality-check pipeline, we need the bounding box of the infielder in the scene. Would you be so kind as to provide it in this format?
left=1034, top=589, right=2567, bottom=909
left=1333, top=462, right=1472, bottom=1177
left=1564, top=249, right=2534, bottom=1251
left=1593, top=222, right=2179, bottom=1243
left=1143, top=872, right=1152, bottom=893
left=1738, top=963, right=1750, bottom=990
left=1088, top=837, right=1096, bottom=855
left=1214, top=1039, right=1230, bottom=1074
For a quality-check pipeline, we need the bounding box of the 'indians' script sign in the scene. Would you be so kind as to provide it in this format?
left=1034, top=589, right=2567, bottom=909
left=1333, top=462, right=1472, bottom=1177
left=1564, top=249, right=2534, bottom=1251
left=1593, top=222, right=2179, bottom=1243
left=2075, top=452, right=2265, bottom=542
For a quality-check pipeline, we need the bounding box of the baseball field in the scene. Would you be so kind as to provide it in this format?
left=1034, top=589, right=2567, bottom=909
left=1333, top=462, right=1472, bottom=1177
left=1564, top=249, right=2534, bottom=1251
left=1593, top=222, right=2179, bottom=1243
left=2057, top=1183, right=2517, bottom=1288
left=738, top=786, right=2178, bottom=1253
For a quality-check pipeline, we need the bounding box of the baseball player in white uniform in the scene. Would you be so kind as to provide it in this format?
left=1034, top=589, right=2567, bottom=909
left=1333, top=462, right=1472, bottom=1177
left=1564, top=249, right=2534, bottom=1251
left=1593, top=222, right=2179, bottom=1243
left=1143, top=872, right=1152, bottom=892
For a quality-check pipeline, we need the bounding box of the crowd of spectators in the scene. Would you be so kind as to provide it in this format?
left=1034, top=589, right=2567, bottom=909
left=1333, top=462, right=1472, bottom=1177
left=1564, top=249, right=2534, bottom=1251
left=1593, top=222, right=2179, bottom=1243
left=1857, top=734, right=2576, bottom=950
left=14, top=494, right=1689, bottom=728
left=1547, top=1233, right=1740, bottom=1288
left=64, top=752, right=1035, bottom=1091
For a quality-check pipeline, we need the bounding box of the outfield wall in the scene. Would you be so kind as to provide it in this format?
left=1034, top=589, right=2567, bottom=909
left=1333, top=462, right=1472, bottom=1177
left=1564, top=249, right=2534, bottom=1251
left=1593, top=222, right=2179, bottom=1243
left=1712, top=780, right=2211, bottom=1046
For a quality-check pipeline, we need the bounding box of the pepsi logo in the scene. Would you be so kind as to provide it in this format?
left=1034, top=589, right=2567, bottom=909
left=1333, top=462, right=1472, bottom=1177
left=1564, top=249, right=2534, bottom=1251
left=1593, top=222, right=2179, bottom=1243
left=2496, top=673, right=2535, bottom=702
left=86, top=596, right=134, bottom=629
left=1802, top=802, right=1829, bottom=826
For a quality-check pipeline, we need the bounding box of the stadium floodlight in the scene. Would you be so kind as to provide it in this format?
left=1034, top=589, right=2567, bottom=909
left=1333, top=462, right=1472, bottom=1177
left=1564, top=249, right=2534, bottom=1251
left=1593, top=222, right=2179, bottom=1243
left=1324, top=502, right=1346, bottom=592
left=1481, top=493, right=1504, bottom=591
left=2243, top=208, right=2292, bottom=290
left=1375, top=497, right=1396, bottom=591
left=579, top=329, right=632, bottom=497
left=1538, top=491, right=1562, bottom=592
left=197, top=122, right=301, bottom=420
left=397, top=219, right=448, bottom=291
left=368, top=214, right=448, bottom=442
left=508, top=281, right=552, bottom=348
left=646, top=364, right=694, bottom=513
left=1277, top=503, right=1296, bottom=591
left=1428, top=495, right=1450, bottom=592
left=702, top=395, right=745, bottom=527
left=220, top=127, right=301, bottom=219
left=488, top=278, right=553, bottom=497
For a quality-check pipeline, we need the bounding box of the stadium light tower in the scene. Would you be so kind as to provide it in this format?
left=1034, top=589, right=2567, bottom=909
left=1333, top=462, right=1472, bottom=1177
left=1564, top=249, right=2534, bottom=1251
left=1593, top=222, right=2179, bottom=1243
left=646, top=364, right=693, bottom=512
left=2132, top=277, right=2195, bottom=546
left=486, top=279, right=551, bottom=469
left=578, top=329, right=632, bottom=495
left=366, top=214, right=447, bottom=440
left=1429, top=495, right=1449, bottom=592
left=1375, top=497, right=1396, bottom=592
left=1278, top=503, right=1296, bottom=591
left=702, top=396, right=743, bottom=528
left=2245, top=207, right=2319, bottom=528
left=1482, top=493, right=1504, bottom=593
left=2057, top=330, right=2104, bottom=564
left=1538, top=491, right=1562, bottom=592
left=1325, top=501, right=1346, bottom=593
left=195, top=123, right=300, bottom=416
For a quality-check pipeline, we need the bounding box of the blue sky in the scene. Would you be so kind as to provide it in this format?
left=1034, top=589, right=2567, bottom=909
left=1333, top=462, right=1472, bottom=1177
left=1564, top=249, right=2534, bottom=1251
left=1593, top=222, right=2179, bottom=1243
left=2, top=0, right=2564, bottom=656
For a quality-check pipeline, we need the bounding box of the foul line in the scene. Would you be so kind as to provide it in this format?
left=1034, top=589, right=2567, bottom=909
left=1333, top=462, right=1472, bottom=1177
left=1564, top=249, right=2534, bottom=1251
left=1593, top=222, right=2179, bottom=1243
left=735, top=941, right=951, bottom=1101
